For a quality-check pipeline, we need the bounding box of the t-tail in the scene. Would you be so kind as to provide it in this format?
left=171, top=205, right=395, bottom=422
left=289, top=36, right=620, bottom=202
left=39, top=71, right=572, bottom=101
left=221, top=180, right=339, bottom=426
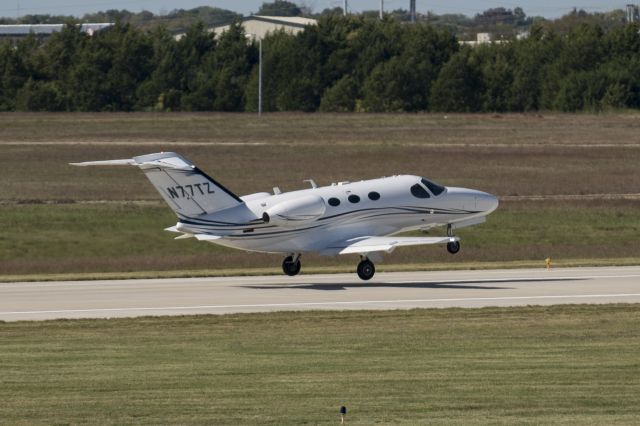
left=71, top=152, right=243, bottom=218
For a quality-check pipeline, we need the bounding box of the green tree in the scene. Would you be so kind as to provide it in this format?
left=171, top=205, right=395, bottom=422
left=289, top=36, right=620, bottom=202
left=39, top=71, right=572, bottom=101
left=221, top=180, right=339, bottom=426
left=258, top=1, right=302, bottom=17
left=174, top=22, right=217, bottom=111
left=319, top=74, right=358, bottom=112
left=477, top=44, right=514, bottom=111
left=15, top=78, right=66, bottom=111
left=211, top=22, right=255, bottom=111
left=0, top=35, right=42, bottom=111
left=430, top=48, right=483, bottom=112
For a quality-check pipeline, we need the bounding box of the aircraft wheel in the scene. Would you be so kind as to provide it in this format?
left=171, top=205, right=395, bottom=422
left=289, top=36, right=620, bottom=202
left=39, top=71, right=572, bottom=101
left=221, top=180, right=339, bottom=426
left=357, top=259, right=375, bottom=281
left=447, top=241, right=460, bottom=255
left=282, top=255, right=301, bottom=276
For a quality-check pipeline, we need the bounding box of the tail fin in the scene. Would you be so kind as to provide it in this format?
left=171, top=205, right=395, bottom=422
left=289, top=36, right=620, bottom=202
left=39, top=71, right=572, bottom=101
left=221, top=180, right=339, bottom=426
left=71, top=152, right=243, bottom=217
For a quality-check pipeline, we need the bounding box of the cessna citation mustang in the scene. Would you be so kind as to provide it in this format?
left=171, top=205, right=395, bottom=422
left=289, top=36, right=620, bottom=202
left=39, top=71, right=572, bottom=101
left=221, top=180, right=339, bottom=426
left=72, top=152, right=498, bottom=280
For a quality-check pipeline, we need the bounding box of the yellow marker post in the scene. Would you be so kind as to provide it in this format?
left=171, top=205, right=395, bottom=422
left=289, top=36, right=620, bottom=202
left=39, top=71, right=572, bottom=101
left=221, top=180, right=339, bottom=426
left=545, top=258, right=551, bottom=269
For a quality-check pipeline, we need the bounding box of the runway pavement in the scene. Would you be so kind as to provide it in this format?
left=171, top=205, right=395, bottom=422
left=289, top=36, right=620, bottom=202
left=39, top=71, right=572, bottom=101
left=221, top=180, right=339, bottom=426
left=1, top=266, right=640, bottom=321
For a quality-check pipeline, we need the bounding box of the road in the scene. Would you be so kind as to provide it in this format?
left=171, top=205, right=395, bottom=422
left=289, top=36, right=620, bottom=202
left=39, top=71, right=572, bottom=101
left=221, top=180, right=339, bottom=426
left=1, top=266, right=640, bottom=321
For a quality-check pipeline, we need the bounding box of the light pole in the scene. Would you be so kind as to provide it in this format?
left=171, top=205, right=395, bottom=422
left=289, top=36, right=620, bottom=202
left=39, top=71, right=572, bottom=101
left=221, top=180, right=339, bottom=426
left=246, top=33, right=263, bottom=116
left=258, top=37, right=262, bottom=116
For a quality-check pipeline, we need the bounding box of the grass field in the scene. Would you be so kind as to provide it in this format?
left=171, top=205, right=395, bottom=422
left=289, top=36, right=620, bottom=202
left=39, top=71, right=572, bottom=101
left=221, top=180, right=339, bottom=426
left=1, top=305, right=640, bottom=424
left=1, top=200, right=638, bottom=275
left=1, top=112, right=639, bottom=276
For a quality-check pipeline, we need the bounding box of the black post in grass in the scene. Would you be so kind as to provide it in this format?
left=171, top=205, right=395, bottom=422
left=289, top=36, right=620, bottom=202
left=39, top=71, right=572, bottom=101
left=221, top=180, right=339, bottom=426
left=340, top=406, right=347, bottom=424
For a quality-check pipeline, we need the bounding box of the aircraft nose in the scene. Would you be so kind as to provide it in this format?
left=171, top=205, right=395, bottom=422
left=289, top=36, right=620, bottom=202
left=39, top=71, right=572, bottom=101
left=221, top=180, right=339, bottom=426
left=477, top=192, right=499, bottom=214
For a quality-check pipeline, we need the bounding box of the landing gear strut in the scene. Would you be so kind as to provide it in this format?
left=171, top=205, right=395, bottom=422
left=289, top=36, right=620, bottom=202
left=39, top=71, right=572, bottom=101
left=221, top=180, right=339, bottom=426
left=357, top=258, right=375, bottom=281
left=446, top=224, right=460, bottom=254
left=282, top=254, right=301, bottom=276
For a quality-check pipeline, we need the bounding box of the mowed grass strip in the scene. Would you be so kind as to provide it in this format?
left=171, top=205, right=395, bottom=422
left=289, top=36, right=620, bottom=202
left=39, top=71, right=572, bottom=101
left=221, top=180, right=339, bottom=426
left=2, top=112, right=640, bottom=146
left=1, top=305, right=640, bottom=424
left=2, top=113, right=640, bottom=202
left=0, top=200, right=638, bottom=275
left=2, top=138, right=640, bottom=202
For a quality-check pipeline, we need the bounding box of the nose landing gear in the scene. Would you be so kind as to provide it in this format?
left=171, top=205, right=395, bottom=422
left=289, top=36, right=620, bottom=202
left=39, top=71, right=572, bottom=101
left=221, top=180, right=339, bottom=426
left=282, top=254, right=301, bottom=276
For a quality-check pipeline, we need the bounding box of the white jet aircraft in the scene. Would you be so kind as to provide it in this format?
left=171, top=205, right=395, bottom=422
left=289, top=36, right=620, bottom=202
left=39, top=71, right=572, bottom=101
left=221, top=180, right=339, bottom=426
left=72, top=152, right=498, bottom=280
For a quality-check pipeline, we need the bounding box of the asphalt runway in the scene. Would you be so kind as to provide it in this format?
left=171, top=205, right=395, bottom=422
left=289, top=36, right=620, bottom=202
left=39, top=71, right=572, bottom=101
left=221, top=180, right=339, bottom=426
left=1, top=266, right=640, bottom=321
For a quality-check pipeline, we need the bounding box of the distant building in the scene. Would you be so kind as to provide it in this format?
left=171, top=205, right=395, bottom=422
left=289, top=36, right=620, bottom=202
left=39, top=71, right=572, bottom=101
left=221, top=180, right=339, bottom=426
left=0, top=23, right=114, bottom=40
left=174, top=15, right=317, bottom=41
left=460, top=32, right=505, bottom=47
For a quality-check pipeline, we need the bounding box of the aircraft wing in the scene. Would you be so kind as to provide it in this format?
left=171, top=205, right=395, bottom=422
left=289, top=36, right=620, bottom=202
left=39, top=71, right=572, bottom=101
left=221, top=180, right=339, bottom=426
left=326, top=236, right=459, bottom=255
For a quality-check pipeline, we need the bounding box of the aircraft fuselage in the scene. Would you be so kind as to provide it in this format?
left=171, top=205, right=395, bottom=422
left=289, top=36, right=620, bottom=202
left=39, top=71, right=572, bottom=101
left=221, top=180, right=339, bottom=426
left=174, top=175, right=498, bottom=255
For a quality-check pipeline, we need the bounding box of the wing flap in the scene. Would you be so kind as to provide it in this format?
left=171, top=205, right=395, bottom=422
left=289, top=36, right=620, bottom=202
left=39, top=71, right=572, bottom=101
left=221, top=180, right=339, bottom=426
left=336, top=236, right=458, bottom=255
left=70, top=159, right=136, bottom=166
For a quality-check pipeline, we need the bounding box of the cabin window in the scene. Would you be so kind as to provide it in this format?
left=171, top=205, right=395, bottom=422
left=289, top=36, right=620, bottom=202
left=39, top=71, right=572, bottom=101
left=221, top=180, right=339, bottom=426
left=328, top=197, right=341, bottom=207
left=422, top=178, right=445, bottom=196
left=348, top=194, right=361, bottom=203
left=410, top=184, right=430, bottom=198
left=368, top=191, right=381, bottom=201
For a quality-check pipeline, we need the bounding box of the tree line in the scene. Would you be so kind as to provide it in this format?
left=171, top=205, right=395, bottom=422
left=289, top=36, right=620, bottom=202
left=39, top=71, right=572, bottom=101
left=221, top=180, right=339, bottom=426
left=1, top=15, right=639, bottom=112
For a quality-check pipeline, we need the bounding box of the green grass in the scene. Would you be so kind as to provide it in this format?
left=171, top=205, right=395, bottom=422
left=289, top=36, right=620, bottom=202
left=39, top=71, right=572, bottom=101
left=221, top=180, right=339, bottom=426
left=1, top=200, right=638, bottom=276
left=1, top=305, right=640, bottom=424
left=3, top=259, right=640, bottom=283
left=2, top=113, right=640, bottom=202
left=1, top=112, right=639, bottom=277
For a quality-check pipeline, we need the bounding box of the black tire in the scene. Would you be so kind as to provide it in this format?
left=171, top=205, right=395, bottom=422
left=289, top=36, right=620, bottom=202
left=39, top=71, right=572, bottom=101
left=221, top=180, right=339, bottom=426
left=357, top=259, right=375, bottom=281
left=447, top=241, right=460, bottom=255
left=282, top=256, right=301, bottom=276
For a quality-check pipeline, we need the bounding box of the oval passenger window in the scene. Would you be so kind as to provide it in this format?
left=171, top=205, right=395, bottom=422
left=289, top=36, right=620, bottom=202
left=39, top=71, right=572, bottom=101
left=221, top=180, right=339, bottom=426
left=368, top=191, right=381, bottom=201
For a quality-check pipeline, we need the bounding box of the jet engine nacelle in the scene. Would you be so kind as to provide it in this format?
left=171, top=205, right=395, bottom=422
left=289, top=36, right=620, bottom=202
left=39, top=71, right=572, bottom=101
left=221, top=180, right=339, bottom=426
left=262, top=195, right=326, bottom=227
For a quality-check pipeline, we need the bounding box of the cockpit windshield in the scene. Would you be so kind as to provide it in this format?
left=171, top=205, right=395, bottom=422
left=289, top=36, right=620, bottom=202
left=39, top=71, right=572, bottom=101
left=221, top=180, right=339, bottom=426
left=421, top=178, right=445, bottom=196
left=410, top=184, right=430, bottom=198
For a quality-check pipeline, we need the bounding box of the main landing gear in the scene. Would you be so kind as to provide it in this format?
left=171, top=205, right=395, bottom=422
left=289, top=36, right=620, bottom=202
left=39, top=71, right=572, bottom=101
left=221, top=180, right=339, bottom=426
left=446, top=224, right=460, bottom=255
left=280, top=254, right=376, bottom=281
left=282, top=254, right=301, bottom=276
left=447, top=241, right=460, bottom=254
left=357, top=258, right=376, bottom=281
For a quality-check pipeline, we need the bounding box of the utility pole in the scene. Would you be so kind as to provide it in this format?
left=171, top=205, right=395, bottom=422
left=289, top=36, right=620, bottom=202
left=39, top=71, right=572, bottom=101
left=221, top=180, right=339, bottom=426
left=17, top=0, right=20, bottom=20
left=343, top=0, right=348, bottom=16
left=410, top=0, right=416, bottom=23
left=379, top=0, right=384, bottom=19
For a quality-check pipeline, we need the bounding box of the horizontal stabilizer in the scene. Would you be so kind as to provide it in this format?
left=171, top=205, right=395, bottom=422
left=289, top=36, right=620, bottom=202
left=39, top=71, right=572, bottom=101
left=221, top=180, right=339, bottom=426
left=175, top=234, right=194, bottom=240
left=195, top=234, right=222, bottom=241
left=70, top=159, right=136, bottom=167
left=330, top=236, right=459, bottom=255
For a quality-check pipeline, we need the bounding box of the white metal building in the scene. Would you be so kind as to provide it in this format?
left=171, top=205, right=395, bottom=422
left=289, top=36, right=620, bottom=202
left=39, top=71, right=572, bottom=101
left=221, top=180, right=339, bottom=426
left=175, top=16, right=317, bottom=41
left=0, top=23, right=114, bottom=39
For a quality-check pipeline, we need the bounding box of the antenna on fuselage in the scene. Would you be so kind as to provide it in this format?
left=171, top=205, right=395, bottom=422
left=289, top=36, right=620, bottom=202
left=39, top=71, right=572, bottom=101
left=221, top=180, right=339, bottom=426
left=303, top=179, right=318, bottom=189
left=273, top=187, right=282, bottom=195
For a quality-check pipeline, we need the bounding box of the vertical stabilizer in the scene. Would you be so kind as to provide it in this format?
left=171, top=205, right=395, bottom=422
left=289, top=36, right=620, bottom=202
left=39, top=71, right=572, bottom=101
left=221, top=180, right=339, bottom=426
left=71, top=152, right=243, bottom=218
